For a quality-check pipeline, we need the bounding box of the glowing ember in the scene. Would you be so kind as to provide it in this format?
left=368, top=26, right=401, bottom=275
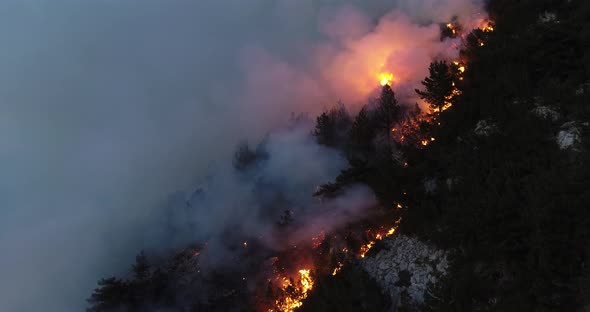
left=331, top=263, right=344, bottom=276
left=446, top=23, right=457, bottom=35
left=432, top=102, right=453, bottom=113
left=387, top=227, right=396, bottom=236
left=481, top=23, right=494, bottom=33
left=360, top=241, right=375, bottom=258
left=379, top=72, right=394, bottom=86
left=311, top=231, right=326, bottom=249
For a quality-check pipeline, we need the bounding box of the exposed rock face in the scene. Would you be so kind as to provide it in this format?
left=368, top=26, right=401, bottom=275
left=361, top=235, right=449, bottom=310
left=423, top=177, right=437, bottom=195
left=539, top=11, right=558, bottom=23
left=474, top=120, right=498, bottom=137
left=557, top=121, right=582, bottom=150
left=531, top=106, right=560, bottom=122
left=575, top=83, right=588, bottom=96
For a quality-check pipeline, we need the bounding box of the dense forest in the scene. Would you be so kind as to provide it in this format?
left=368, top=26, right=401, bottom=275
left=88, top=0, right=590, bottom=311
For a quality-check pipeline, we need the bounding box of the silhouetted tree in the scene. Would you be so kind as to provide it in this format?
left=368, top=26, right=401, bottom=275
left=415, top=61, right=454, bottom=115
left=87, top=278, right=129, bottom=312
left=348, top=107, right=375, bottom=160
left=375, top=85, right=401, bottom=133
left=233, top=142, right=258, bottom=171
left=132, top=251, right=150, bottom=281
left=313, top=102, right=352, bottom=148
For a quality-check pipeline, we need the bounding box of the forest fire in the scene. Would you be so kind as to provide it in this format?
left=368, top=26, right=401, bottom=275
left=259, top=16, right=492, bottom=312
left=261, top=211, right=403, bottom=311
left=263, top=14, right=497, bottom=312
left=359, top=218, right=401, bottom=259
left=79, top=6, right=503, bottom=312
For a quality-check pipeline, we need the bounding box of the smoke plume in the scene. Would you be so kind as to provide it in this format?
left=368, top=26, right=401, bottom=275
left=0, top=1, right=485, bottom=311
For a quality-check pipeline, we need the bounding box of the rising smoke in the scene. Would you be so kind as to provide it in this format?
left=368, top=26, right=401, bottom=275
left=0, top=1, right=485, bottom=311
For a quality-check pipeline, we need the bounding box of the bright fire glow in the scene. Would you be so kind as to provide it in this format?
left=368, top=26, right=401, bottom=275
left=379, top=73, right=394, bottom=86
left=272, top=269, right=314, bottom=312
left=446, top=23, right=457, bottom=35
left=482, top=23, right=494, bottom=33
left=359, top=218, right=401, bottom=258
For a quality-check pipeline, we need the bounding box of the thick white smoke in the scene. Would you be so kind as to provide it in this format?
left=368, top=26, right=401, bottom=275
left=0, top=1, right=485, bottom=311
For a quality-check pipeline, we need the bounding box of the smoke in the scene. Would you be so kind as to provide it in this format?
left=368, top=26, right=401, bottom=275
left=165, top=119, right=378, bottom=270
left=0, top=0, right=485, bottom=311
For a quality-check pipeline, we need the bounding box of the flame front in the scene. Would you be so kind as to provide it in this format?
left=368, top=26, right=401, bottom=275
left=379, top=73, right=394, bottom=86
left=359, top=218, right=401, bottom=258
left=271, top=269, right=314, bottom=312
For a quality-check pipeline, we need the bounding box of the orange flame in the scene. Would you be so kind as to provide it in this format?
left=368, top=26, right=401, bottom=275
left=379, top=72, right=394, bottom=86
left=359, top=218, right=401, bottom=258
left=271, top=269, right=314, bottom=312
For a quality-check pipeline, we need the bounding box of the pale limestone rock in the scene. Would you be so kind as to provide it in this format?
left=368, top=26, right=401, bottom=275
left=531, top=106, right=560, bottom=122
left=361, top=235, right=449, bottom=307
left=539, top=11, right=558, bottom=23
left=557, top=121, right=582, bottom=150
left=474, top=120, right=498, bottom=137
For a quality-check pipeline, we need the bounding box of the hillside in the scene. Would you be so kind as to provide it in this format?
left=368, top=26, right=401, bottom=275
left=87, top=1, right=590, bottom=311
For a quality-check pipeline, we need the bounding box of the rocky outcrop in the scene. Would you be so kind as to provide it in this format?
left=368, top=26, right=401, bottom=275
left=474, top=120, right=498, bottom=137
left=557, top=121, right=582, bottom=150
left=531, top=106, right=560, bottom=122
left=361, top=235, right=449, bottom=310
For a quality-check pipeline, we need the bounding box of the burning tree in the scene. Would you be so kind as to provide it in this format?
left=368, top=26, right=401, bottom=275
left=415, top=61, right=455, bottom=116
left=440, top=16, right=463, bottom=40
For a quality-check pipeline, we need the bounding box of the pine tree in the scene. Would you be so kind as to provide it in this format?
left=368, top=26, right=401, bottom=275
left=132, top=251, right=150, bottom=281
left=375, top=85, right=401, bottom=133
left=87, top=277, right=129, bottom=312
left=314, top=112, right=336, bottom=146
left=415, top=61, right=454, bottom=115
left=313, top=102, right=351, bottom=148
left=348, top=107, right=374, bottom=155
left=233, top=142, right=258, bottom=171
